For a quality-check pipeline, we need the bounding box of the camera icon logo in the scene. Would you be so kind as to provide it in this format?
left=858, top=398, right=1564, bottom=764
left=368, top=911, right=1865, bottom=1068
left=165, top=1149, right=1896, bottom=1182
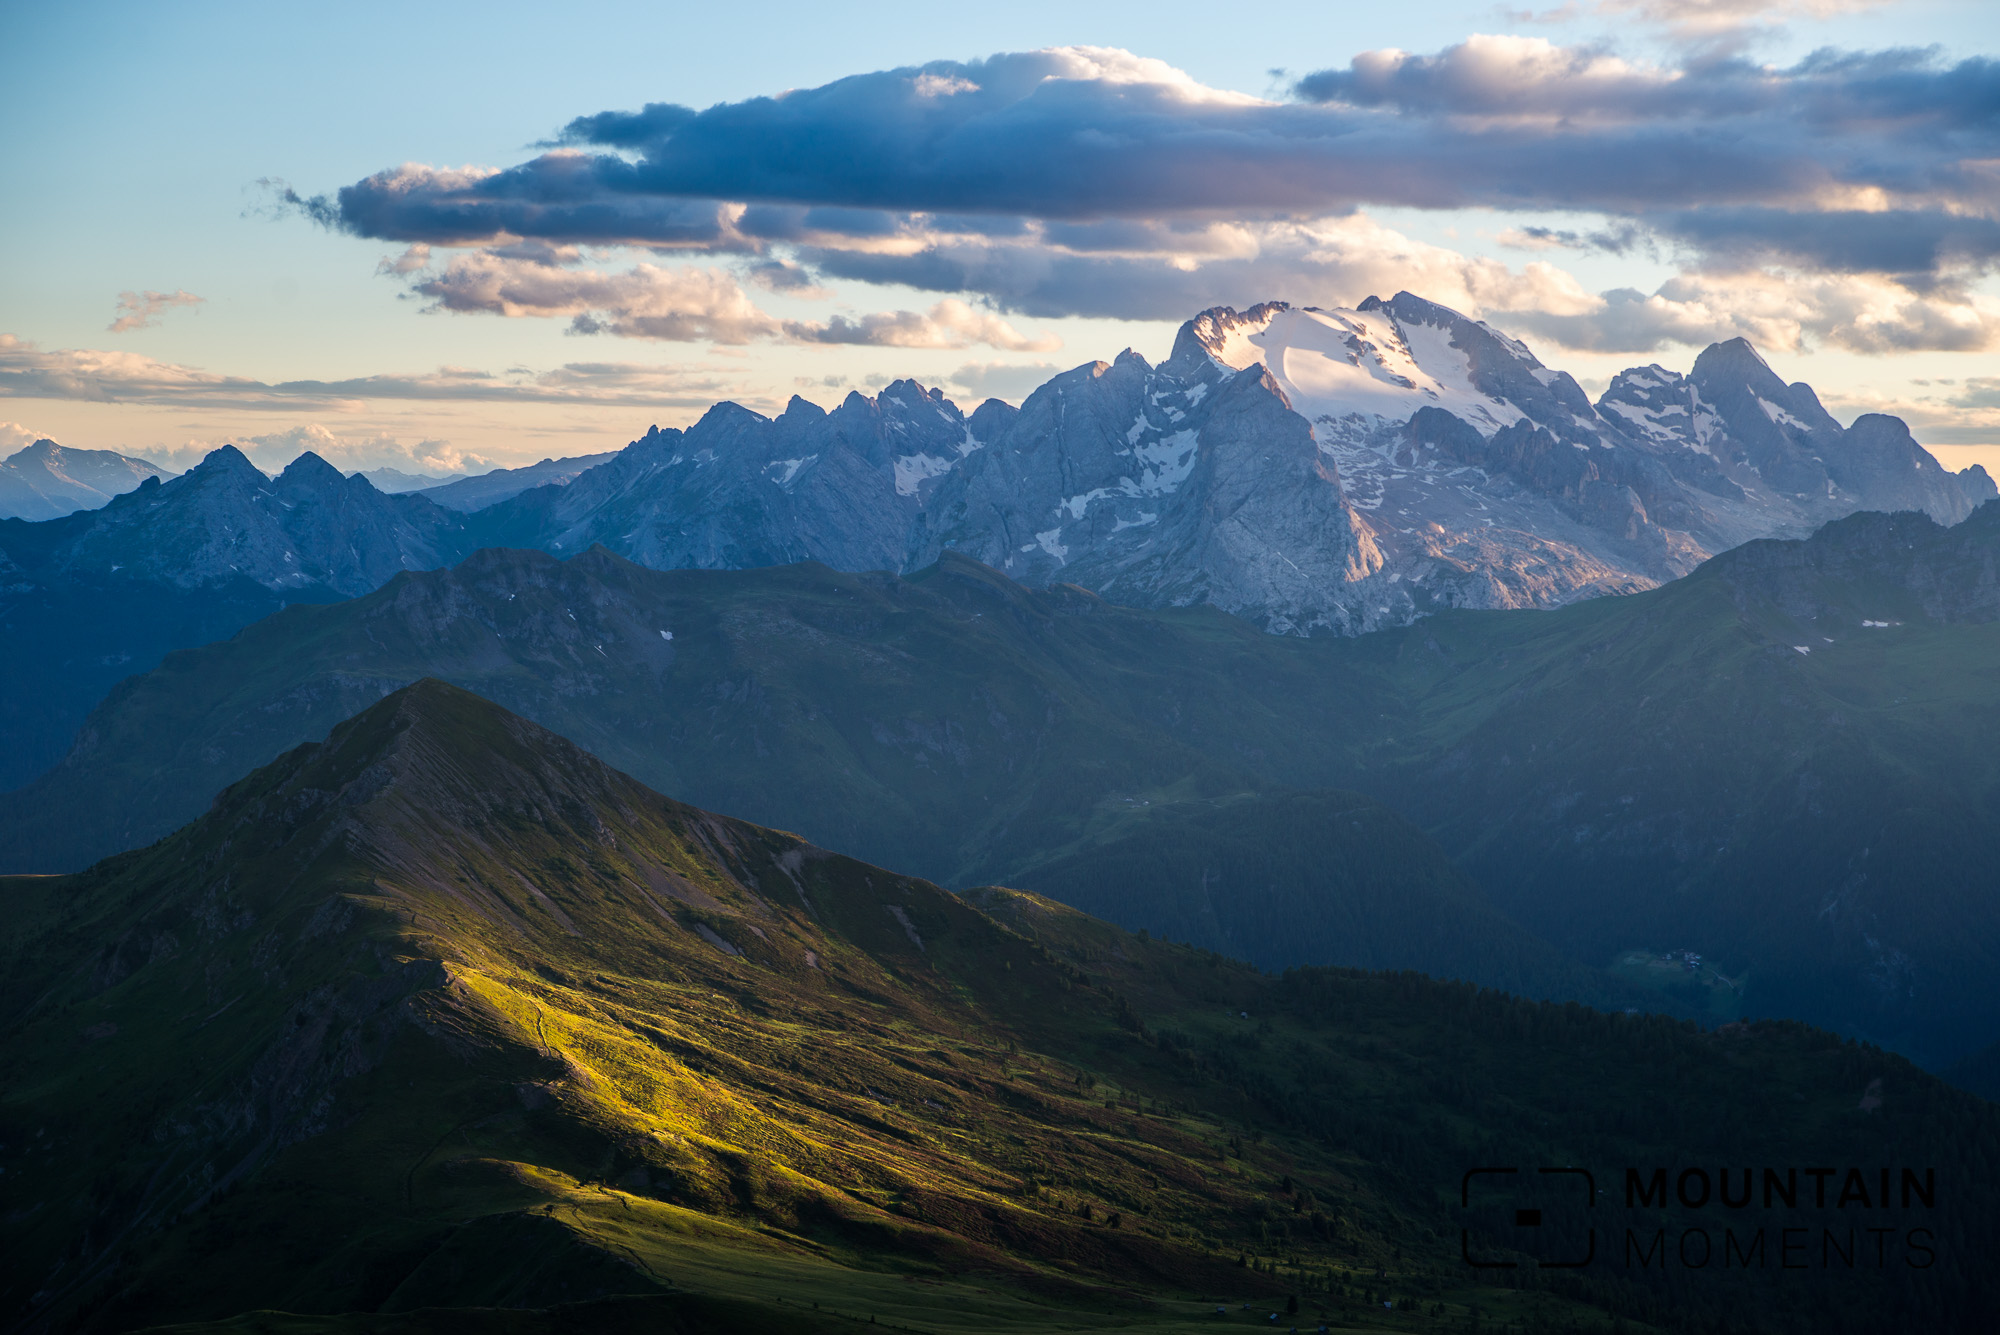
left=1460, top=1167, right=1596, bottom=1269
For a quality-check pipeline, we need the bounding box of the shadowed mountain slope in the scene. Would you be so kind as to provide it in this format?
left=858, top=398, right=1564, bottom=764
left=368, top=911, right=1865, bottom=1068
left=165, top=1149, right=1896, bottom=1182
left=0, top=446, right=475, bottom=788
left=1003, top=789, right=1616, bottom=1003
left=10, top=507, right=2000, bottom=1064
left=1379, top=504, right=2000, bottom=1065
left=4, top=682, right=1995, bottom=1334
left=0, top=548, right=1390, bottom=888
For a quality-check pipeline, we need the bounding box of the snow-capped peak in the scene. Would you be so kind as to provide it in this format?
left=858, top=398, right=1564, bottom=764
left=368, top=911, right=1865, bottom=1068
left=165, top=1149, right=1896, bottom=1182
left=1193, top=298, right=1532, bottom=440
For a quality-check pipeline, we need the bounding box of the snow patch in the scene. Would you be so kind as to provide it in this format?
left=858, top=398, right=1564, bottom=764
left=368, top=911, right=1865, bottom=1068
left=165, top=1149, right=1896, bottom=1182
left=1130, top=429, right=1199, bottom=494
left=1059, top=488, right=1119, bottom=520
left=1239, top=307, right=1526, bottom=440
left=1756, top=395, right=1808, bottom=430
left=893, top=452, right=953, bottom=497
left=767, top=455, right=816, bottom=486
left=885, top=904, right=926, bottom=951
left=1034, top=527, right=1069, bottom=562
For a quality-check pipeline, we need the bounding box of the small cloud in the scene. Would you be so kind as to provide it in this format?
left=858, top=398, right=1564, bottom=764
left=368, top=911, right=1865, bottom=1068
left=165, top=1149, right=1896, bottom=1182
left=1496, top=223, right=1647, bottom=255
left=1499, top=4, right=1586, bottom=22
left=376, top=244, right=433, bottom=276
left=789, top=299, right=1059, bottom=352
left=0, top=332, right=738, bottom=410
left=1595, top=1, right=1886, bottom=45
left=1497, top=227, right=1578, bottom=252
left=745, top=259, right=830, bottom=298
left=912, top=73, right=980, bottom=98
left=227, top=423, right=494, bottom=476
left=415, top=252, right=784, bottom=343
left=109, top=289, right=205, bottom=333
left=0, top=421, right=44, bottom=455
left=949, top=360, right=1065, bottom=404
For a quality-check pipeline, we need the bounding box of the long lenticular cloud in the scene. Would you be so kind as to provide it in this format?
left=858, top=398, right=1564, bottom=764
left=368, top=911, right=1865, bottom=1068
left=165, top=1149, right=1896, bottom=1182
left=277, top=38, right=2000, bottom=354
left=301, top=40, right=1999, bottom=269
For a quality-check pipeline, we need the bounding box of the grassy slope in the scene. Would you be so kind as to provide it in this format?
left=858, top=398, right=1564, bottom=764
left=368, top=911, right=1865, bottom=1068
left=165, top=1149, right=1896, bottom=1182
left=4, top=684, right=1996, bottom=1335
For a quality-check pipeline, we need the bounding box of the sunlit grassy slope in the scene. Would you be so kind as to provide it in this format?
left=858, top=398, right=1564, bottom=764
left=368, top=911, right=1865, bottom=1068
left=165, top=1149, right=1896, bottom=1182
left=4, top=683, right=1995, bottom=1334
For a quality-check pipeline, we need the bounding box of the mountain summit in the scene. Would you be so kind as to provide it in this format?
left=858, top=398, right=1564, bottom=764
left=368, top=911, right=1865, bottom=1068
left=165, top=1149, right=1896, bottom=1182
left=0, top=437, right=173, bottom=520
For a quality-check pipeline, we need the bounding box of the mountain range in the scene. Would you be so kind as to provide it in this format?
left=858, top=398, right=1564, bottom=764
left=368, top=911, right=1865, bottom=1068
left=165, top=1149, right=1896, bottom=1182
left=462, top=292, right=1995, bottom=634
left=0, top=438, right=174, bottom=520
left=418, top=451, right=622, bottom=512
left=0, top=446, right=474, bottom=788
left=7, top=292, right=1987, bottom=792
left=7, top=293, right=2000, bottom=1072
left=5, top=680, right=1992, bottom=1333
left=10, top=501, right=2000, bottom=1067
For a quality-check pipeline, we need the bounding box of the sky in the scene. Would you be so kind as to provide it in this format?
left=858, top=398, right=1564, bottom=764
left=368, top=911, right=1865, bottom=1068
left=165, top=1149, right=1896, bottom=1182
left=4, top=0, right=1999, bottom=479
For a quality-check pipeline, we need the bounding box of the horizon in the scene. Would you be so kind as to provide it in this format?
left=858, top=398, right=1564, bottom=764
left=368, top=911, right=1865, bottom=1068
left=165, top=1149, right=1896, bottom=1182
left=6, top=0, right=2000, bottom=480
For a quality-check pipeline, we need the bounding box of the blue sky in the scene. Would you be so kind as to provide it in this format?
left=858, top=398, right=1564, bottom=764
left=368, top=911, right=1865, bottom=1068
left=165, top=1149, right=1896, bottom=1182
left=5, top=0, right=1999, bottom=476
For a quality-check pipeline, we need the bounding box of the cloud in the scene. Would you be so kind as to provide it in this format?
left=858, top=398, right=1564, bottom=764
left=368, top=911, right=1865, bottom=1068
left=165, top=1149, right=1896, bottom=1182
left=1951, top=378, right=2000, bottom=410
left=1496, top=222, right=1648, bottom=254
left=1805, top=376, right=2000, bottom=450
left=0, top=333, right=734, bottom=411
left=414, top=252, right=785, bottom=342
left=801, top=212, right=1603, bottom=324
left=948, top=360, right=1067, bottom=403
left=1644, top=207, right=2000, bottom=277
left=1, top=421, right=44, bottom=455
left=280, top=160, right=747, bottom=248
left=138, top=426, right=487, bottom=477
left=1594, top=1, right=1889, bottom=42
left=293, top=43, right=1998, bottom=262
left=224, top=424, right=494, bottom=477
left=108, top=289, right=205, bottom=333
left=744, top=259, right=829, bottom=297
left=276, top=41, right=2000, bottom=362
left=786, top=299, right=1060, bottom=351
left=376, top=244, right=432, bottom=276
left=1492, top=268, right=2000, bottom=354
left=406, top=248, right=1056, bottom=350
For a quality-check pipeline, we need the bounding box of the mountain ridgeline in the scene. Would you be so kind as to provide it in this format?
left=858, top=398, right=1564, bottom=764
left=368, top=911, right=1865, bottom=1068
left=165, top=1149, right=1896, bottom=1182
left=9, top=501, right=2000, bottom=1069
left=6, top=292, right=1989, bottom=787
left=0, top=438, right=174, bottom=521
left=4, top=682, right=1994, bottom=1334
left=0, top=446, right=474, bottom=787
